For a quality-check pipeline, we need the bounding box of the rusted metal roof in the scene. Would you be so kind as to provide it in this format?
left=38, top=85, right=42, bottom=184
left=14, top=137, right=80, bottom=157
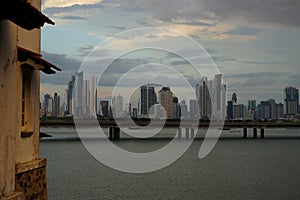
left=0, top=0, right=54, bottom=30
left=18, top=46, right=62, bottom=74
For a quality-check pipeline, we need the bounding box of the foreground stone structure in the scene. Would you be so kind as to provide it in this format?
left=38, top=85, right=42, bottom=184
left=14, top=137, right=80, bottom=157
left=0, top=0, right=60, bottom=199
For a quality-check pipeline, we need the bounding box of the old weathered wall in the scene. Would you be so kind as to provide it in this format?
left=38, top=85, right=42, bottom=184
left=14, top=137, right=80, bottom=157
left=0, top=20, right=18, bottom=198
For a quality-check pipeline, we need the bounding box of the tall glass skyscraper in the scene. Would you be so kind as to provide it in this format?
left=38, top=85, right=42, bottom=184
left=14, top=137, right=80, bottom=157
left=284, top=87, right=299, bottom=115
left=140, top=85, right=157, bottom=116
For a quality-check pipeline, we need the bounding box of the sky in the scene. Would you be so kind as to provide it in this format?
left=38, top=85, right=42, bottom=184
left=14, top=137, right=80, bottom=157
left=40, top=0, right=300, bottom=105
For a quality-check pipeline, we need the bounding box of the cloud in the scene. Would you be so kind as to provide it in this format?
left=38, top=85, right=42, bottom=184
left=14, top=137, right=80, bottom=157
left=201, top=0, right=300, bottom=27
left=76, top=45, right=95, bottom=57
left=118, top=0, right=300, bottom=28
left=225, top=26, right=262, bottom=36
left=212, top=56, right=236, bottom=62
left=60, top=15, right=87, bottom=20
left=175, top=20, right=215, bottom=27
left=41, top=51, right=82, bottom=85
left=106, top=25, right=127, bottom=31
left=242, top=60, right=288, bottom=65
left=42, top=0, right=103, bottom=10
left=43, top=3, right=103, bottom=15
left=136, top=18, right=155, bottom=26
left=225, top=71, right=288, bottom=79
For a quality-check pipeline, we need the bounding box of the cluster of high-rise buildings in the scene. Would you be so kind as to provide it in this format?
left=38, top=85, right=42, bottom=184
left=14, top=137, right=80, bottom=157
left=65, top=72, right=98, bottom=118
left=40, top=72, right=299, bottom=121
left=227, top=86, right=299, bottom=121
left=40, top=93, right=62, bottom=117
left=129, top=74, right=227, bottom=120
left=41, top=72, right=98, bottom=119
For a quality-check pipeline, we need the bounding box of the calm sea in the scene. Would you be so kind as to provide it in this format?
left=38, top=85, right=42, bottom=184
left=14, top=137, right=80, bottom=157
left=40, top=127, right=300, bottom=200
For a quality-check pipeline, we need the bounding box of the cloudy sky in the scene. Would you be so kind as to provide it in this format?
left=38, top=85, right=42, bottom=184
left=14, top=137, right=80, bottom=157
left=40, top=0, right=300, bottom=105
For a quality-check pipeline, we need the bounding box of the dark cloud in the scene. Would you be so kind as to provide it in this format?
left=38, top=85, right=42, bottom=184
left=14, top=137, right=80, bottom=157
left=242, top=60, right=288, bottom=65
left=136, top=18, right=155, bottom=26
left=201, top=0, right=300, bottom=27
left=41, top=51, right=82, bottom=85
left=170, top=60, right=189, bottom=66
left=119, top=0, right=300, bottom=27
left=43, top=0, right=300, bottom=28
left=206, top=48, right=218, bottom=54
left=268, top=49, right=290, bottom=54
left=212, top=56, right=236, bottom=62
left=60, top=15, right=87, bottom=20
left=104, top=58, right=149, bottom=74
left=225, top=71, right=288, bottom=79
left=106, top=25, right=127, bottom=31
left=77, top=45, right=95, bottom=57
left=176, top=21, right=215, bottom=27
left=290, top=74, right=300, bottom=80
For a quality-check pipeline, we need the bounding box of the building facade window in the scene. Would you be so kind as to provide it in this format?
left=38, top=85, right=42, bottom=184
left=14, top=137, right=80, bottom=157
left=21, top=68, right=32, bottom=130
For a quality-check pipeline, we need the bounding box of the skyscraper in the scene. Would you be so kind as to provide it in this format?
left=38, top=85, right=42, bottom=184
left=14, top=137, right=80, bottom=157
left=284, top=87, right=299, bottom=115
left=100, top=100, right=109, bottom=118
left=180, top=100, right=189, bottom=119
left=67, top=75, right=75, bottom=115
left=90, top=77, right=97, bottom=117
left=75, top=71, right=83, bottom=118
left=158, top=86, right=173, bottom=118
left=140, top=85, right=157, bottom=116
left=43, top=94, right=51, bottom=112
left=53, top=92, right=60, bottom=117
left=82, top=79, right=90, bottom=117
left=190, top=99, right=200, bottom=120
left=257, top=101, right=271, bottom=120
left=227, top=100, right=233, bottom=120
left=196, top=75, right=226, bottom=120
left=112, top=95, right=124, bottom=118
left=256, top=99, right=283, bottom=120
left=173, top=96, right=181, bottom=119
left=213, top=74, right=226, bottom=120
left=232, top=92, right=237, bottom=104
left=248, top=100, right=256, bottom=111
left=198, top=77, right=212, bottom=119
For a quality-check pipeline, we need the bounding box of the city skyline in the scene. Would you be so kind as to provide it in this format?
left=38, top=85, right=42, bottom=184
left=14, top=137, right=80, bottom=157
left=40, top=71, right=300, bottom=121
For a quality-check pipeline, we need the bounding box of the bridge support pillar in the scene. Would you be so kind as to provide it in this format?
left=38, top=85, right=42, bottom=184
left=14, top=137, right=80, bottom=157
left=109, top=127, right=113, bottom=140
left=253, top=128, right=257, bottom=139
left=243, top=128, right=247, bottom=138
left=260, top=128, right=264, bottom=139
left=178, top=128, right=182, bottom=139
left=185, top=128, right=190, bottom=140
left=109, top=127, right=120, bottom=140
left=190, top=128, right=195, bottom=139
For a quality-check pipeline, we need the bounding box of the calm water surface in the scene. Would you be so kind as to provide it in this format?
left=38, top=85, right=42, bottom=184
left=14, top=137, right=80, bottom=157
left=40, top=127, right=300, bottom=200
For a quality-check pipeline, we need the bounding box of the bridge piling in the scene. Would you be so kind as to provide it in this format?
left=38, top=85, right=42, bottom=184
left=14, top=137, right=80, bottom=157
left=260, top=128, right=265, bottom=139
left=243, top=128, right=247, bottom=138
left=185, top=128, right=190, bottom=140
left=190, top=128, right=195, bottom=139
left=115, top=127, right=120, bottom=140
left=109, top=126, right=120, bottom=140
left=178, top=128, right=182, bottom=139
left=109, top=127, right=113, bottom=140
left=253, top=128, right=257, bottom=139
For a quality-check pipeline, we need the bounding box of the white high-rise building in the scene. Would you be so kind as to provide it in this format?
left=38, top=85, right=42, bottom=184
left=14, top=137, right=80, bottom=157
left=112, top=95, right=124, bottom=118
left=197, top=74, right=226, bottom=121
left=180, top=100, right=189, bottom=119
left=90, top=77, right=97, bottom=118
left=83, top=79, right=90, bottom=117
